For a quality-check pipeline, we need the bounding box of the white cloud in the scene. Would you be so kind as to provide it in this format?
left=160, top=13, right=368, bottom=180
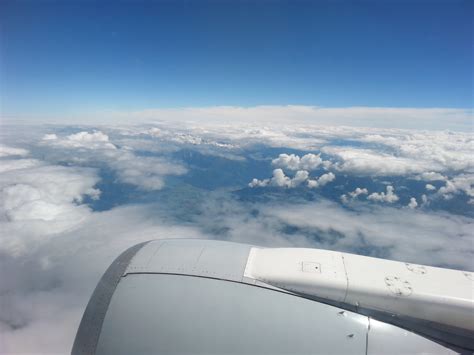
left=368, top=186, right=399, bottom=203
left=426, top=184, right=436, bottom=191
left=355, top=132, right=473, bottom=175
left=264, top=200, right=474, bottom=270
left=322, top=129, right=473, bottom=178
left=41, top=131, right=187, bottom=191
left=322, top=146, right=433, bottom=176
left=0, top=204, right=208, bottom=354
left=62, top=105, right=474, bottom=131
left=272, top=153, right=325, bottom=171
left=1, top=121, right=473, bottom=354
left=438, top=174, right=474, bottom=198
left=109, top=152, right=187, bottom=190
left=0, top=145, right=29, bottom=158
left=43, top=130, right=117, bottom=150
left=0, top=145, right=198, bottom=353
left=270, top=169, right=292, bottom=187
left=3, top=192, right=473, bottom=353
left=249, top=169, right=335, bottom=189
left=249, top=169, right=309, bottom=188
left=250, top=151, right=337, bottom=189
left=341, top=187, right=369, bottom=203
left=407, top=197, right=418, bottom=209
left=307, top=172, right=335, bottom=188
left=350, top=187, right=368, bottom=198
left=130, top=123, right=325, bottom=151
left=418, top=172, right=447, bottom=181
left=0, top=159, right=42, bottom=173
left=248, top=178, right=269, bottom=188
left=314, top=129, right=472, bottom=182
left=0, top=159, right=100, bottom=255
left=42, top=133, right=58, bottom=140
left=105, top=121, right=472, bottom=180
left=290, top=170, right=310, bottom=187
left=67, top=131, right=109, bottom=143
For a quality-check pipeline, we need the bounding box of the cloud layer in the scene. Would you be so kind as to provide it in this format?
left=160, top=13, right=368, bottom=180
left=25, top=105, right=471, bottom=131
left=40, top=130, right=187, bottom=191
left=0, top=120, right=473, bottom=354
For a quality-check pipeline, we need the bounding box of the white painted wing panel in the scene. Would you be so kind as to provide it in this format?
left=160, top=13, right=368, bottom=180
left=342, top=252, right=474, bottom=331
left=244, top=247, right=348, bottom=302
left=243, top=247, right=474, bottom=332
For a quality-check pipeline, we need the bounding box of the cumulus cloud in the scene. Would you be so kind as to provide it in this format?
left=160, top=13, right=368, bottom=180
left=341, top=187, right=369, bottom=203
left=350, top=187, right=369, bottom=198
left=407, top=197, right=418, bottom=209
left=249, top=169, right=335, bottom=189
left=248, top=178, right=269, bottom=188
left=249, top=169, right=309, bottom=188
left=272, top=153, right=327, bottom=171
left=425, top=184, right=436, bottom=191
left=250, top=151, right=338, bottom=189
left=437, top=174, right=474, bottom=199
left=307, top=172, right=335, bottom=188
left=368, top=185, right=399, bottom=203
left=289, top=170, right=310, bottom=187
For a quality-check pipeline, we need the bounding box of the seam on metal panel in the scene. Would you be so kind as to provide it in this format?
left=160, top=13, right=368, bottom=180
left=71, top=241, right=151, bottom=355
left=118, top=272, right=300, bottom=297
left=340, top=253, right=350, bottom=304
left=366, top=317, right=370, bottom=355
left=291, top=289, right=474, bottom=353
left=145, top=241, right=164, bottom=269
left=194, top=246, right=206, bottom=265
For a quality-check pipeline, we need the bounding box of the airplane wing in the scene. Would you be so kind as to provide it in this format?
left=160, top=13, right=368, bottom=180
left=72, top=239, right=474, bottom=354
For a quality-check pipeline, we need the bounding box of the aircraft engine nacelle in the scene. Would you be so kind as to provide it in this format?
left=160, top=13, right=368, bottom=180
left=72, top=239, right=473, bottom=354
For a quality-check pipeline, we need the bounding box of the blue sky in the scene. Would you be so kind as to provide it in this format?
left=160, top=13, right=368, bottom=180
left=1, top=0, right=472, bottom=118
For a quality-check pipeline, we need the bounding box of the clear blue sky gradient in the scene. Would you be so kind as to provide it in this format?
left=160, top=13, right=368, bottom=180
left=1, top=0, right=472, bottom=117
